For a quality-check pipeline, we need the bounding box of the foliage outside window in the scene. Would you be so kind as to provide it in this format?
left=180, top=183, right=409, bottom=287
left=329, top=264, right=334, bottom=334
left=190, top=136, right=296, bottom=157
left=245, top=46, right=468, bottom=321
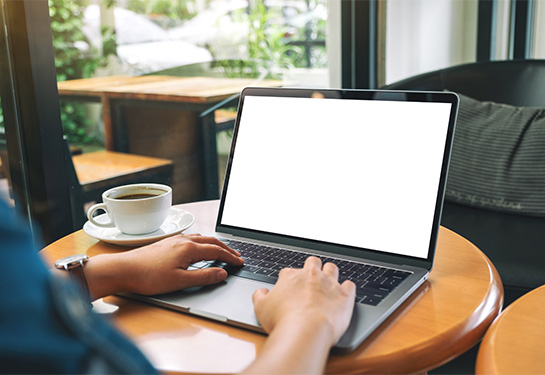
left=126, top=0, right=197, bottom=27
left=49, top=0, right=327, bottom=145
left=127, top=0, right=327, bottom=79
left=49, top=0, right=106, bottom=146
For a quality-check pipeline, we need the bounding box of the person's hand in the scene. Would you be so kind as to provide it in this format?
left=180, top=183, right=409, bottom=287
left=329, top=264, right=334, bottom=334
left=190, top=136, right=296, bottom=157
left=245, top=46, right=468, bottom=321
left=243, top=257, right=355, bottom=374
left=253, top=256, right=355, bottom=346
left=85, top=234, right=244, bottom=299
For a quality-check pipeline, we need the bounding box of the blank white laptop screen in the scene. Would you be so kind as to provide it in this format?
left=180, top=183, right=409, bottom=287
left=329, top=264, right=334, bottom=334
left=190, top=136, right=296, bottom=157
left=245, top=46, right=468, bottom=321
left=220, top=95, right=452, bottom=259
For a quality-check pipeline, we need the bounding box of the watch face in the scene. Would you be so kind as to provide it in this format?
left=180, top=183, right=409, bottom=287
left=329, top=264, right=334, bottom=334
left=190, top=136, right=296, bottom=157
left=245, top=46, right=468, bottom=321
left=55, top=254, right=89, bottom=269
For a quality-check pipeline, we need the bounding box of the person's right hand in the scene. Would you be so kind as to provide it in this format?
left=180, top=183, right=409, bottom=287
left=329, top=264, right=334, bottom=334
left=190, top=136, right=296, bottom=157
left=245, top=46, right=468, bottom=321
left=252, top=256, right=356, bottom=347
left=82, top=234, right=244, bottom=300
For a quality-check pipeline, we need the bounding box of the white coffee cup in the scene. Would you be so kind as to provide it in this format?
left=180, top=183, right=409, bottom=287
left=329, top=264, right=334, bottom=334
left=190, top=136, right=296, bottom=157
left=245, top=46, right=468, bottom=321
left=87, top=183, right=172, bottom=235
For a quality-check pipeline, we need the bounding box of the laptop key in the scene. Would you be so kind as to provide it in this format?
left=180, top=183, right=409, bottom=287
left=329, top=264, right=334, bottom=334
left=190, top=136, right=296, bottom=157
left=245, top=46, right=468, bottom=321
left=279, top=251, right=296, bottom=259
left=357, top=288, right=388, bottom=300
left=340, top=270, right=355, bottom=279
left=369, top=275, right=388, bottom=284
left=352, top=264, right=371, bottom=273
left=353, top=273, right=371, bottom=281
left=260, top=261, right=277, bottom=269
left=270, top=264, right=284, bottom=271
left=365, top=282, right=394, bottom=293
left=277, top=258, right=296, bottom=267
left=255, top=268, right=274, bottom=276
left=263, top=255, right=281, bottom=263
left=366, top=266, right=381, bottom=275
left=387, top=278, right=403, bottom=288
left=382, top=269, right=400, bottom=278
left=361, top=296, right=381, bottom=306
left=241, top=265, right=260, bottom=273
left=243, top=258, right=263, bottom=266
left=251, top=252, right=267, bottom=260
left=396, top=270, right=412, bottom=279
left=352, top=279, right=368, bottom=289
left=291, top=253, right=308, bottom=261
left=234, top=269, right=278, bottom=284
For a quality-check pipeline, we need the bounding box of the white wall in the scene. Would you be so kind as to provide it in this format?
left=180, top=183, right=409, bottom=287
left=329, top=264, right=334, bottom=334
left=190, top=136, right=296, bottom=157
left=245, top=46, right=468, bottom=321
left=327, top=0, right=342, bottom=88
left=534, top=0, right=545, bottom=58
left=384, top=0, right=477, bottom=84
left=494, top=0, right=512, bottom=60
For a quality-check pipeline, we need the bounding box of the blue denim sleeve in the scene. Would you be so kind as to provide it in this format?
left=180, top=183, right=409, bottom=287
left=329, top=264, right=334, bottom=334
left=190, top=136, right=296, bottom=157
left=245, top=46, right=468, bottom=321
left=0, top=200, right=158, bottom=374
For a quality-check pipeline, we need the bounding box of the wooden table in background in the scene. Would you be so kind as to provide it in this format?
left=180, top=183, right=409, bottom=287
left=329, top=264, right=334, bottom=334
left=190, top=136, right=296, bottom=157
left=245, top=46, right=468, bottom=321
left=40, top=200, right=503, bottom=374
left=73, top=150, right=173, bottom=192
left=476, top=284, right=545, bottom=375
left=58, top=76, right=281, bottom=204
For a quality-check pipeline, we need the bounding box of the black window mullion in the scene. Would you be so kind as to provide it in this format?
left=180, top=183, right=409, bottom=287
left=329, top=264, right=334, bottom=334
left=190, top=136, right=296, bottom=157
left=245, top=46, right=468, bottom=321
left=341, top=0, right=378, bottom=89
left=510, top=0, right=535, bottom=59
left=0, top=0, right=73, bottom=246
left=341, top=0, right=353, bottom=88
left=477, top=0, right=497, bottom=62
left=0, top=1, right=30, bottom=218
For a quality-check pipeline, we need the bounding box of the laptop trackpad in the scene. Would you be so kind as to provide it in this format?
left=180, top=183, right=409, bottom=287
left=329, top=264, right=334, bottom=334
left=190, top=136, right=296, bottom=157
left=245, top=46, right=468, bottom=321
left=146, top=276, right=270, bottom=331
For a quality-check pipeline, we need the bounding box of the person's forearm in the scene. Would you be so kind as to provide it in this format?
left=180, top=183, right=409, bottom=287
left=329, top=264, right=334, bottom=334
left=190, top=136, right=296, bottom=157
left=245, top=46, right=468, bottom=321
left=243, top=315, right=335, bottom=375
left=84, top=253, right=130, bottom=299
left=50, top=253, right=128, bottom=300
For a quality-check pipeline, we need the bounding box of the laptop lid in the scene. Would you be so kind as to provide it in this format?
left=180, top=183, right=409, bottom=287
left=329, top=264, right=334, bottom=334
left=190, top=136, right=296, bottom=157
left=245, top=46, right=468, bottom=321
left=216, top=87, right=458, bottom=271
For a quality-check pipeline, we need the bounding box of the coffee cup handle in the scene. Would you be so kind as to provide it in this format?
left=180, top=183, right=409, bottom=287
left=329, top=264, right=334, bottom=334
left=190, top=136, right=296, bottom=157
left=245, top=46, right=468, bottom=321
left=87, top=203, right=115, bottom=228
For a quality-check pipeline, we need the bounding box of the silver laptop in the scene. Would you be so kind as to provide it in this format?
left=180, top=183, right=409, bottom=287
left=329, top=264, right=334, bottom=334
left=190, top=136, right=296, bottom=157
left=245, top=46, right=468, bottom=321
left=130, top=87, right=458, bottom=353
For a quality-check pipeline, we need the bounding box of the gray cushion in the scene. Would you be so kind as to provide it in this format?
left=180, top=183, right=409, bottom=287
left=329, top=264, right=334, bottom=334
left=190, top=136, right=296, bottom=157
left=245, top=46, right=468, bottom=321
left=445, top=92, right=545, bottom=217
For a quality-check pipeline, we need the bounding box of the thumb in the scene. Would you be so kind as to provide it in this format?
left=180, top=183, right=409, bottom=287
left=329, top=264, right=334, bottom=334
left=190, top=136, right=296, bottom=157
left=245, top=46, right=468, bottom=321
left=252, top=287, right=269, bottom=306
left=181, top=268, right=228, bottom=288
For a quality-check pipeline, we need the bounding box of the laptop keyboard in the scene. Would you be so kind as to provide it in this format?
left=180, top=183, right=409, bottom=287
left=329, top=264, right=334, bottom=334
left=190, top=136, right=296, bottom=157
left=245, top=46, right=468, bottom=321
left=189, top=239, right=412, bottom=306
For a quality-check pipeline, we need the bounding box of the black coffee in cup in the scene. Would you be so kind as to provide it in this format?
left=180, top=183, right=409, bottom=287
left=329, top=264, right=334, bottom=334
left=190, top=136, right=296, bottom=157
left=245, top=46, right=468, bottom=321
left=116, top=193, right=160, bottom=200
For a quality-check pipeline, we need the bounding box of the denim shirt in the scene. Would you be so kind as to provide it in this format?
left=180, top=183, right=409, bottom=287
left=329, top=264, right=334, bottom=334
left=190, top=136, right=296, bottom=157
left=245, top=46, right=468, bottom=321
left=0, top=200, right=158, bottom=374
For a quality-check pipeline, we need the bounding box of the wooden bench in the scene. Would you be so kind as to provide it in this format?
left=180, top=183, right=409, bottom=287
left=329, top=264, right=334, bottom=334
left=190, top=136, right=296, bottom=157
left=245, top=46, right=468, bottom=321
left=73, top=150, right=173, bottom=192
left=215, top=109, right=237, bottom=132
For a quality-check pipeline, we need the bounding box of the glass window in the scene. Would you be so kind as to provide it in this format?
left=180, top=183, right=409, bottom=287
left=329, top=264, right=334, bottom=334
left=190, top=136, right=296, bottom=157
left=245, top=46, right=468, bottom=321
left=384, top=0, right=478, bottom=85
left=534, top=0, right=545, bottom=58
left=73, top=0, right=330, bottom=83
left=50, top=0, right=332, bottom=230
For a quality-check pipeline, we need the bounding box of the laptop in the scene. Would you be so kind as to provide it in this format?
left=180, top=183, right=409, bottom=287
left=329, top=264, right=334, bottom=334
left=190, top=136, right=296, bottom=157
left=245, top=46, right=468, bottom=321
left=130, top=87, right=458, bottom=353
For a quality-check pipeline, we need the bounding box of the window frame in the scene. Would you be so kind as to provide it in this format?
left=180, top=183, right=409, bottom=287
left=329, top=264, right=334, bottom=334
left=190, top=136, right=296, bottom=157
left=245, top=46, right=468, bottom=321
left=0, top=0, right=72, bottom=246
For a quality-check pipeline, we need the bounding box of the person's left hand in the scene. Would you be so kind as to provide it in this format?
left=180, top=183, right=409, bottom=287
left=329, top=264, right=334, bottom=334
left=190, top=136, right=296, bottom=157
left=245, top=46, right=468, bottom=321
left=85, top=234, right=244, bottom=299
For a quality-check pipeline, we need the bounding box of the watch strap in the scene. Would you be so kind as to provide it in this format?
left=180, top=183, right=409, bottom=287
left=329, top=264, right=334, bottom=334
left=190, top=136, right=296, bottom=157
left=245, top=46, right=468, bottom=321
left=66, top=260, right=91, bottom=304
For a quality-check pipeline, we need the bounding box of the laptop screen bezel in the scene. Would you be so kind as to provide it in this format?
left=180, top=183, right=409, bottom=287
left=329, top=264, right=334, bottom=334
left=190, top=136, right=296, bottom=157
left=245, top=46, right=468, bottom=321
left=215, top=87, right=458, bottom=270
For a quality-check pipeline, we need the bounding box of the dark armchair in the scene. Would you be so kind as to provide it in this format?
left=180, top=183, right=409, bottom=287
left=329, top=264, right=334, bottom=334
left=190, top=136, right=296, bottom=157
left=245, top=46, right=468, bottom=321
left=384, top=59, right=545, bottom=307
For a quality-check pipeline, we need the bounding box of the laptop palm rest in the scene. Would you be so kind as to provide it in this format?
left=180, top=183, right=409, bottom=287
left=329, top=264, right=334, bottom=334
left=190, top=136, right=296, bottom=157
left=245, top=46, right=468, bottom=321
left=130, top=277, right=268, bottom=332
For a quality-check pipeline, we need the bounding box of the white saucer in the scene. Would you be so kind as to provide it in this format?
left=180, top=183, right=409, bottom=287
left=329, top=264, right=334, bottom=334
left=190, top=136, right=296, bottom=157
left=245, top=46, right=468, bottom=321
left=83, top=207, right=195, bottom=246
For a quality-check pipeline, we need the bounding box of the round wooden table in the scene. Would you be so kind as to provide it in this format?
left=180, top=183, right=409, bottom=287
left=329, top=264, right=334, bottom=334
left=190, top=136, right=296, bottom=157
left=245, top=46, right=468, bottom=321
left=40, top=200, right=503, bottom=374
left=476, top=284, right=545, bottom=375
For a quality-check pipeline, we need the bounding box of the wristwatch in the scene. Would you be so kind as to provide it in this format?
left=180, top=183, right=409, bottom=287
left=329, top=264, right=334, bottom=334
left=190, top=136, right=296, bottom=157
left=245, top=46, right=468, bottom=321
left=55, top=254, right=91, bottom=304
